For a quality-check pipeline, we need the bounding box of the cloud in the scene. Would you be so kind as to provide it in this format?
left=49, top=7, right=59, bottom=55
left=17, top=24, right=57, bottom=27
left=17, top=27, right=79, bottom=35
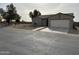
left=0, top=3, right=79, bottom=22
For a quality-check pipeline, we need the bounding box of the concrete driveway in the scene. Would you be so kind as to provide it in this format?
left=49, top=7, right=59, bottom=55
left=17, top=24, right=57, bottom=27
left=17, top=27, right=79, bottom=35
left=0, top=27, right=79, bottom=55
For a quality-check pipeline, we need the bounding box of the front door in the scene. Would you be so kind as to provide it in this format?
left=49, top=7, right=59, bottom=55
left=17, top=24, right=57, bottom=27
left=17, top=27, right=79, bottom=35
left=42, top=18, right=48, bottom=26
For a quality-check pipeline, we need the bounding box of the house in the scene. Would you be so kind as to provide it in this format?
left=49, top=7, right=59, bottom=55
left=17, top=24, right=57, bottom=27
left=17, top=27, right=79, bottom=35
left=32, top=13, right=74, bottom=32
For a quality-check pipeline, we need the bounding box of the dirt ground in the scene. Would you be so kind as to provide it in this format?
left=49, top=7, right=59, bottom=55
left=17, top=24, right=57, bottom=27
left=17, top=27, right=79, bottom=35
left=12, top=23, right=36, bottom=30
left=11, top=23, right=79, bottom=34
left=0, top=22, right=79, bottom=34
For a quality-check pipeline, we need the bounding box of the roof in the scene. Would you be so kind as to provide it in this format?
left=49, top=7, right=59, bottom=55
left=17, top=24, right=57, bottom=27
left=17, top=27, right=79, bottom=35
left=56, top=12, right=74, bottom=18
left=37, top=15, right=50, bottom=18
left=34, top=12, right=74, bottom=19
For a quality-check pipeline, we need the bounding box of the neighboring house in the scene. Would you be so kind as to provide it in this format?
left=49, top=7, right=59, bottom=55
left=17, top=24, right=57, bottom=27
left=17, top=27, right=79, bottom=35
left=32, top=13, right=74, bottom=32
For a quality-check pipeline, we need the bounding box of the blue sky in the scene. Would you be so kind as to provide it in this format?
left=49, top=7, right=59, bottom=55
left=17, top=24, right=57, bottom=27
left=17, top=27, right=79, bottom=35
left=0, top=3, right=79, bottom=22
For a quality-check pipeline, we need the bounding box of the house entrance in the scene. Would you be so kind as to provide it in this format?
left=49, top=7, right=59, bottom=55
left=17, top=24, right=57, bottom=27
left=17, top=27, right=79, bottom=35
left=42, top=18, right=48, bottom=26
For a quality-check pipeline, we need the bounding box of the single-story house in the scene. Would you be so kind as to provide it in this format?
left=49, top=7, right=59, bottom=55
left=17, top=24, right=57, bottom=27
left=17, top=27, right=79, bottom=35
left=32, top=13, right=74, bottom=32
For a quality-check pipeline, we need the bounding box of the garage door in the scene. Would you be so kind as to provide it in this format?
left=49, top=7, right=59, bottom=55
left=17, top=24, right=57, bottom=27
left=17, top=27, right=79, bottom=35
left=50, top=20, right=70, bottom=32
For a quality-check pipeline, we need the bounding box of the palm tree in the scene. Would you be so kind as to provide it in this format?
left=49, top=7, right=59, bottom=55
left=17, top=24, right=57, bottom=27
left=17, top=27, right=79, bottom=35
left=29, top=9, right=41, bottom=21
left=29, top=12, right=34, bottom=19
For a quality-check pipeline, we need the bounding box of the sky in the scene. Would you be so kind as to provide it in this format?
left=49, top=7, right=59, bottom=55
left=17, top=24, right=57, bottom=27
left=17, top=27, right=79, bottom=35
left=0, top=3, right=79, bottom=22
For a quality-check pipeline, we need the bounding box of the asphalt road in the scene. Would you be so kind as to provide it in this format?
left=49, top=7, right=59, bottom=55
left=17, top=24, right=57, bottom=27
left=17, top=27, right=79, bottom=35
left=0, top=27, right=79, bottom=55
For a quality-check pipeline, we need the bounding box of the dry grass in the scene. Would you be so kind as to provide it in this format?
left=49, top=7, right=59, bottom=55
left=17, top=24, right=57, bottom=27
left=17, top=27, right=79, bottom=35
left=11, top=23, right=38, bottom=30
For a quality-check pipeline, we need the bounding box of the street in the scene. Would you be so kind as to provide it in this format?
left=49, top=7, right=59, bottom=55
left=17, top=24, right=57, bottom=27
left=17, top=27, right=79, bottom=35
left=0, top=27, right=79, bottom=55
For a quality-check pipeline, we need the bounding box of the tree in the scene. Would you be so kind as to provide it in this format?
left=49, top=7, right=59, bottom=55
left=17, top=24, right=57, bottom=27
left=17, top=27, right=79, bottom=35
left=33, top=9, right=41, bottom=17
left=29, top=12, right=34, bottom=19
left=14, top=14, right=21, bottom=23
left=2, top=12, right=11, bottom=24
left=0, top=8, right=5, bottom=15
left=33, top=9, right=39, bottom=17
left=38, top=11, right=41, bottom=16
left=29, top=9, right=41, bottom=19
left=2, top=3, right=21, bottom=25
left=0, top=8, right=5, bottom=22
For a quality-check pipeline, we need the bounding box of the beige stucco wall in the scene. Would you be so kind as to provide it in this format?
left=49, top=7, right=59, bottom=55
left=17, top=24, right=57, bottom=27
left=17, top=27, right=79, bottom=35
left=32, top=17, right=42, bottom=26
